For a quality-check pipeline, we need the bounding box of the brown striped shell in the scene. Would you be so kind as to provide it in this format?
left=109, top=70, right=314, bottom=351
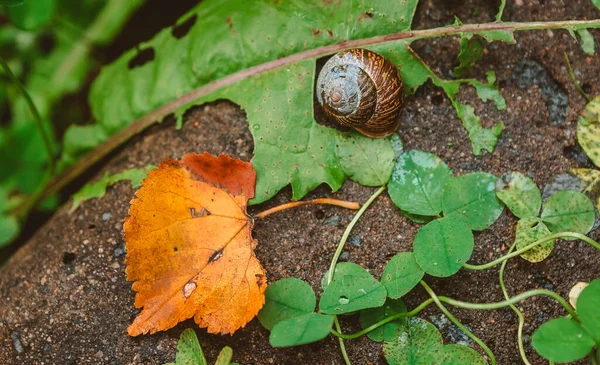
left=316, top=48, right=404, bottom=138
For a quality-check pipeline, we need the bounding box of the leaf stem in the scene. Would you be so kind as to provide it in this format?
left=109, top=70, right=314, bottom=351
left=496, top=0, right=507, bottom=22
left=28, top=18, right=600, bottom=211
left=499, top=242, right=532, bottom=365
left=563, top=51, right=591, bottom=102
left=420, top=281, right=496, bottom=364
left=329, top=298, right=436, bottom=339
left=333, top=316, right=351, bottom=365
left=463, top=232, right=600, bottom=270
left=330, top=288, right=577, bottom=339
left=327, top=185, right=386, bottom=284
left=0, top=56, right=55, bottom=172
left=254, top=198, right=359, bottom=219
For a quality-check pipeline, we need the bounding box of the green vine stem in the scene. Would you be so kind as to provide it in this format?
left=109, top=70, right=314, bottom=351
left=496, top=0, right=507, bottom=22
left=325, top=185, right=386, bottom=365
left=498, top=242, right=532, bottom=365
left=564, top=51, right=592, bottom=102
left=330, top=288, right=577, bottom=339
left=327, top=185, right=386, bottom=284
left=28, top=18, right=600, bottom=215
left=0, top=56, right=55, bottom=172
left=463, top=232, right=600, bottom=271
left=420, top=281, right=496, bottom=365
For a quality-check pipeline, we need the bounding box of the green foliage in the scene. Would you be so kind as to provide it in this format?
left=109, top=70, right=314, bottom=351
left=388, top=150, right=452, bottom=216
left=577, top=279, right=600, bottom=342
left=594, top=0, right=600, bottom=10
left=443, top=172, right=504, bottom=231
left=577, top=96, right=600, bottom=167
left=533, top=279, right=600, bottom=362
left=359, top=298, right=407, bottom=342
left=257, top=278, right=316, bottom=331
left=541, top=190, right=595, bottom=238
left=413, top=214, right=474, bottom=277
left=495, top=172, right=541, bottom=219
left=165, top=328, right=207, bottom=365
left=320, top=262, right=387, bottom=314
left=532, top=318, right=595, bottom=363
left=383, top=317, right=487, bottom=365
left=165, top=328, right=238, bottom=365
left=7, top=0, right=55, bottom=30
left=454, top=36, right=484, bottom=78
left=335, top=132, right=395, bottom=186
left=380, top=252, right=424, bottom=299
left=269, top=313, right=334, bottom=347
left=70, top=165, right=155, bottom=212
left=0, top=214, right=19, bottom=247
left=0, top=0, right=23, bottom=5
left=514, top=217, right=554, bottom=263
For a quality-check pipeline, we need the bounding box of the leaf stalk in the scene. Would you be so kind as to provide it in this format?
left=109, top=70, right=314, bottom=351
left=254, top=198, right=359, bottom=219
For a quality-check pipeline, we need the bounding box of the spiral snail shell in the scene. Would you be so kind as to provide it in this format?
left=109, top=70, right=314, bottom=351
left=316, top=48, right=404, bottom=138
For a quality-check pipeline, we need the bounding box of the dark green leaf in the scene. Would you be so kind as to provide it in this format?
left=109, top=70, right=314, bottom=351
left=532, top=317, right=595, bottom=363
left=388, top=150, right=452, bottom=216
left=577, top=278, right=600, bottom=342
left=400, top=211, right=436, bottom=224
left=514, top=218, right=554, bottom=263
left=359, top=298, right=407, bottom=342
left=335, top=132, right=395, bottom=186
left=413, top=214, right=474, bottom=277
left=443, top=172, right=504, bottom=231
left=269, top=313, right=334, bottom=347
left=7, top=0, right=55, bottom=30
left=593, top=0, right=600, bottom=10
left=541, top=190, right=595, bottom=237
left=438, top=344, right=487, bottom=365
left=380, top=252, right=424, bottom=299
left=577, top=29, right=595, bottom=55
left=454, top=36, right=484, bottom=78
left=577, top=96, right=600, bottom=168
left=495, top=171, right=541, bottom=218
left=0, top=0, right=24, bottom=5
left=451, top=101, right=504, bottom=155
left=383, top=317, right=442, bottom=365
left=320, top=263, right=387, bottom=314
left=257, top=278, right=316, bottom=331
left=70, top=165, right=156, bottom=212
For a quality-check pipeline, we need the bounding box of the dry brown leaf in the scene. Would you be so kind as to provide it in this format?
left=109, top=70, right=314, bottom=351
left=124, top=153, right=267, bottom=336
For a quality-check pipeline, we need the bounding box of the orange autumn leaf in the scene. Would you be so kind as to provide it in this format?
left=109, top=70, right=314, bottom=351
left=124, top=153, right=267, bottom=336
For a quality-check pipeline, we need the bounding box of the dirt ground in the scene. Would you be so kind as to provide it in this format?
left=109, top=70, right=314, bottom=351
left=1, top=0, right=600, bottom=364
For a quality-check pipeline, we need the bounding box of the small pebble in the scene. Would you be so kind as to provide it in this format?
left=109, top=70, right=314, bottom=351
left=348, top=235, right=361, bottom=248
left=102, top=212, right=112, bottom=222
left=113, top=243, right=126, bottom=258
left=339, top=251, right=350, bottom=262
left=11, top=332, right=23, bottom=354
left=323, top=216, right=341, bottom=226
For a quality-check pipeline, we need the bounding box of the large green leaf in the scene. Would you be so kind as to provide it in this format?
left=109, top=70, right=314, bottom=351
left=319, top=262, right=387, bottom=314
left=443, top=172, right=504, bottom=231
left=514, top=217, right=554, bottom=263
left=89, top=0, right=419, bottom=204
left=388, top=150, right=453, bottom=216
left=577, top=278, right=600, bottom=342
left=413, top=214, right=474, bottom=277
left=335, top=132, right=395, bottom=186
left=269, top=313, right=334, bottom=347
left=380, top=252, right=424, bottom=299
left=257, top=278, right=316, bottom=331
left=532, top=318, right=595, bottom=363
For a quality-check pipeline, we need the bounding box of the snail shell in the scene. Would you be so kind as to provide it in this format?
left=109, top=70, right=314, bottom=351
left=316, top=48, right=404, bottom=138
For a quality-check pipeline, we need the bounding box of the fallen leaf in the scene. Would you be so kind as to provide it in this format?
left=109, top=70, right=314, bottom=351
left=124, top=153, right=267, bottom=336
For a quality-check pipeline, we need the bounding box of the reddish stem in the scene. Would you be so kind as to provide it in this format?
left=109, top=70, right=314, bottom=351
left=255, top=198, right=359, bottom=219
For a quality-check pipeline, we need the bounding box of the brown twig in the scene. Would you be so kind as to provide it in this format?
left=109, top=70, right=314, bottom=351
left=255, top=198, right=359, bottom=219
